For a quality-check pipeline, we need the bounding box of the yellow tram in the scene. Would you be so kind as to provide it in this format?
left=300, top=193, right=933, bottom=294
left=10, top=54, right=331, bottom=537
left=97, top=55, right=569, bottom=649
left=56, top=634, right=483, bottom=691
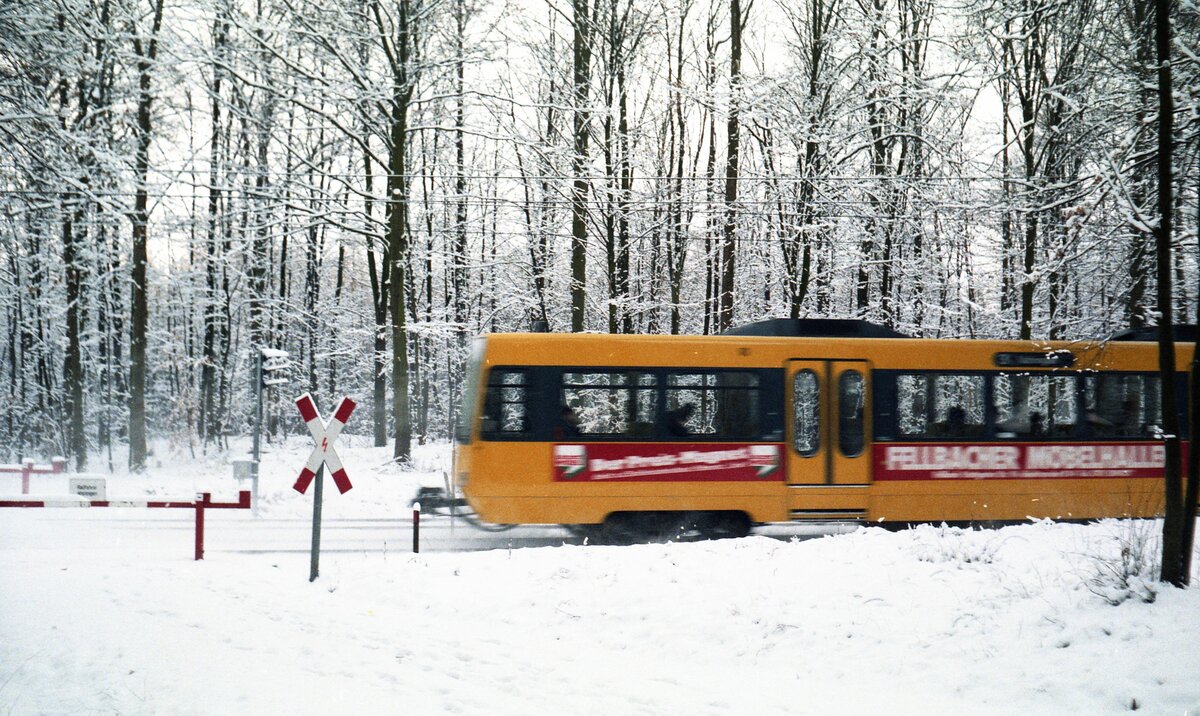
left=452, top=319, right=1193, bottom=538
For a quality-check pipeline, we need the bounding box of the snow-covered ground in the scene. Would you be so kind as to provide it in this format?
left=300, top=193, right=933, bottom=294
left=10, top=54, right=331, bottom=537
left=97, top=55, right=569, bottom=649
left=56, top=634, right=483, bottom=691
left=1, top=437, right=1198, bottom=714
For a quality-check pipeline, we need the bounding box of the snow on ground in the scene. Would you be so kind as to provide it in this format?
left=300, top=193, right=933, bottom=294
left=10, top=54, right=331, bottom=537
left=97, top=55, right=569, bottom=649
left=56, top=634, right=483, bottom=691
left=1, top=438, right=1199, bottom=715
left=1, top=433, right=448, bottom=519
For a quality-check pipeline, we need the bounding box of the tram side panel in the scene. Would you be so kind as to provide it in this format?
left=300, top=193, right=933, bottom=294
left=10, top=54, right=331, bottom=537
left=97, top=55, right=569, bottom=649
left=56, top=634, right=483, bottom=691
left=461, top=356, right=791, bottom=525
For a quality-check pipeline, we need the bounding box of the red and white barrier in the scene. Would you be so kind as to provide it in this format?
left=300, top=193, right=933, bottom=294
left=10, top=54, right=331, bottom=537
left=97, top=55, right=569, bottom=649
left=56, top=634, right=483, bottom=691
left=0, top=457, right=68, bottom=494
left=0, top=490, right=251, bottom=561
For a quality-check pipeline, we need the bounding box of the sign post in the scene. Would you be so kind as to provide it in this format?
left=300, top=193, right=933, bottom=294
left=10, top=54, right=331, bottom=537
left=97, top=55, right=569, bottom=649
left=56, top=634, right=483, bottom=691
left=252, top=348, right=290, bottom=515
left=309, top=464, right=323, bottom=581
left=293, top=393, right=355, bottom=582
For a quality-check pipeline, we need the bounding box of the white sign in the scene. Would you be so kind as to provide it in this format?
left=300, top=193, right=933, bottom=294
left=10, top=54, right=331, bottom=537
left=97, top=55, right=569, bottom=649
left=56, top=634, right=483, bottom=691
left=69, top=477, right=107, bottom=500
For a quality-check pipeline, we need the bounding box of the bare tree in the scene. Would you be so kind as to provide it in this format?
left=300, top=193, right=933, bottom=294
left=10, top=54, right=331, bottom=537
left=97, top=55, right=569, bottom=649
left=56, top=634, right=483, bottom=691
left=128, top=0, right=166, bottom=472
left=718, top=0, right=750, bottom=332
left=570, top=0, right=593, bottom=332
left=1153, top=0, right=1188, bottom=588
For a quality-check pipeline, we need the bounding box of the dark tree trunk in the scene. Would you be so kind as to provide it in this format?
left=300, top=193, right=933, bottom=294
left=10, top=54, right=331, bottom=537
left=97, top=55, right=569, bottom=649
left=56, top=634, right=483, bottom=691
left=1126, top=0, right=1155, bottom=329
left=1153, top=0, right=1187, bottom=587
left=666, top=6, right=689, bottom=335
left=1019, top=94, right=1038, bottom=341
left=364, top=132, right=390, bottom=447
left=372, top=0, right=415, bottom=460
left=61, top=203, right=86, bottom=470
left=453, top=0, right=469, bottom=331
left=718, top=0, right=745, bottom=333
left=56, top=41, right=86, bottom=469
left=570, top=0, right=592, bottom=332
left=128, top=0, right=165, bottom=472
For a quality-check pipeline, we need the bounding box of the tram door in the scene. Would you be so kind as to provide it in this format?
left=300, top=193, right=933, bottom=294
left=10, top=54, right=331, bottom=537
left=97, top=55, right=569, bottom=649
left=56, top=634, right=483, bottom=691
left=786, top=360, right=872, bottom=487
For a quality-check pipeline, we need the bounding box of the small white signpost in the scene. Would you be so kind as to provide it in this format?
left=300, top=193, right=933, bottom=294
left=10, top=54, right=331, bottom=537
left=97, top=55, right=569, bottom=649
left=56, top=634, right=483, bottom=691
left=293, top=393, right=356, bottom=582
left=250, top=348, right=291, bottom=513
left=69, top=477, right=106, bottom=500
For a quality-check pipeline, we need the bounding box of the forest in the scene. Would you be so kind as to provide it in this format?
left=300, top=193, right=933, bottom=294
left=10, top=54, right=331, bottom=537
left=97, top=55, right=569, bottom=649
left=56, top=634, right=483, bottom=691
left=1, top=0, right=1197, bottom=469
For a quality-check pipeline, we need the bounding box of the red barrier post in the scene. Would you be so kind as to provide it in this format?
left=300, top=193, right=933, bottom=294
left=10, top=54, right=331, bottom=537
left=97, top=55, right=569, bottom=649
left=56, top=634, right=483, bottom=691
left=413, top=503, right=420, bottom=553
left=195, top=493, right=211, bottom=561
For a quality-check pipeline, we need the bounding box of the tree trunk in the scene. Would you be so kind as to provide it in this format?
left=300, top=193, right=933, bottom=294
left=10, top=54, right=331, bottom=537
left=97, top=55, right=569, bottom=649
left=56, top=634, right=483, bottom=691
left=570, top=0, right=592, bottom=332
left=453, top=0, right=469, bottom=336
left=56, top=43, right=86, bottom=470
left=128, top=0, right=165, bottom=472
left=61, top=201, right=86, bottom=470
left=666, top=5, right=689, bottom=335
left=199, top=5, right=228, bottom=447
left=615, top=66, right=633, bottom=335
left=365, top=141, right=389, bottom=447
left=718, top=0, right=744, bottom=333
left=1153, top=0, right=1186, bottom=587
left=374, top=0, right=415, bottom=461
left=1123, top=0, right=1157, bottom=328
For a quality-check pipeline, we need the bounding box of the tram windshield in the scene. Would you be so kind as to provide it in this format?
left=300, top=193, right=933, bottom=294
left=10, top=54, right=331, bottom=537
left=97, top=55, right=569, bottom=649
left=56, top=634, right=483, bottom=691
left=455, top=338, right=486, bottom=443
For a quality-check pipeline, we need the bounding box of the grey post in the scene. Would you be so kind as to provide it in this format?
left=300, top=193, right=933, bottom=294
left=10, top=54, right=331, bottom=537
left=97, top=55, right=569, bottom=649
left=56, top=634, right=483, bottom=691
left=252, top=349, right=263, bottom=513
left=309, top=463, right=324, bottom=582
left=254, top=348, right=291, bottom=516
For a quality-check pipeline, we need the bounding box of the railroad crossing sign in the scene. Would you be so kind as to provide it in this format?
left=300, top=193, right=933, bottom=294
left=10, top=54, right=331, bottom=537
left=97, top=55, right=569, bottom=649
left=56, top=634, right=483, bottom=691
left=294, top=394, right=356, bottom=494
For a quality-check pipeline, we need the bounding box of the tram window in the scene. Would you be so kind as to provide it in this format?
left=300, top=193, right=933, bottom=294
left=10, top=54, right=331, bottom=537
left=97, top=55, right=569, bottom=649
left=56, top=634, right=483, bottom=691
left=481, top=369, right=529, bottom=437
left=994, top=374, right=1078, bottom=438
left=665, top=372, right=760, bottom=438
left=561, top=371, right=656, bottom=436
left=838, top=370, right=865, bottom=457
left=933, top=375, right=986, bottom=437
left=1084, top=374, right=1160, bottom=439
left=896, top=374, right=929, bottom=436
left=793, top=370, right=819, bottom=456
left=896, top=373, right=985, bottom=439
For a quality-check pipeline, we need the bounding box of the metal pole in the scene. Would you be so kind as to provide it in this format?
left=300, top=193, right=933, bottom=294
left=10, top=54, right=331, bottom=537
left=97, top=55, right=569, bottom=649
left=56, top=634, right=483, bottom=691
left=448, top=470, right=456, bottom=535
left=309, top=464, right=324, bottom=582
left=253, top=350, right=263, bottom=466
left=252, top=349, right=263, bottom=515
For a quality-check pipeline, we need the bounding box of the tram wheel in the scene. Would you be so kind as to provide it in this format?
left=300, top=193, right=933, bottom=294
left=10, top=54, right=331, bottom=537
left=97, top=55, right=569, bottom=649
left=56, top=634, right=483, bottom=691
left=707, top=511, right=752, bottom=539
left=599, top=512, right=663, bottom=544
left=599, top=511, right=752, bottom=543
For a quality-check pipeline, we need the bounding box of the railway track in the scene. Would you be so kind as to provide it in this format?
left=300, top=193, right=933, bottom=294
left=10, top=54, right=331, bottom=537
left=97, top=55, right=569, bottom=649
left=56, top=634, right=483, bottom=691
left=0, top=508, right=851, bottom=557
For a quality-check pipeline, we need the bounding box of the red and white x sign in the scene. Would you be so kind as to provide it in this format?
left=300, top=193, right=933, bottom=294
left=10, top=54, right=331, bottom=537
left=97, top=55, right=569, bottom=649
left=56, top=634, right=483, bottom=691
left=294, top=394, right=356, bottom=495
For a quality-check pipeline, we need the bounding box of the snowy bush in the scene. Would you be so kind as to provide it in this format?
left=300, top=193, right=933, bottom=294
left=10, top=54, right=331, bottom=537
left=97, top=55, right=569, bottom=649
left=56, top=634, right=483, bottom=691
left=910, top=524, right=999, bottom=566
left=1081, top=519, right=1160, bottom=606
